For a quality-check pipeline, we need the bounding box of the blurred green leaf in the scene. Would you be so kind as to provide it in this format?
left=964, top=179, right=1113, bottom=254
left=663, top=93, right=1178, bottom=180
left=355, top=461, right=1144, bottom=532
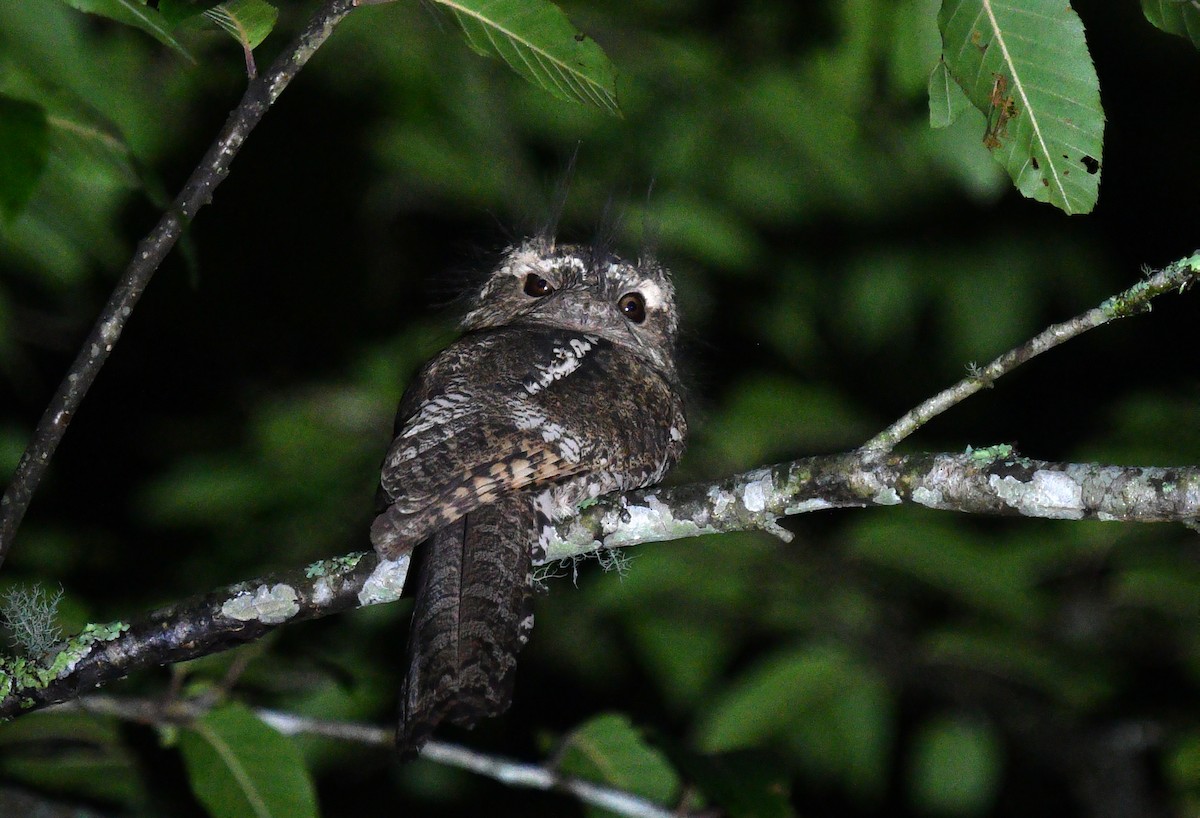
left=1142, top=0, right=1200, bottom=49
left=909, top=715, right=1002, bottom=815
left=1167, top=730, right=1200, bottom=811
left=1114, top=565, right=1200, bottom=618
left=558, top=713, right=680, bottom=813
left=698, top=644, right=892, bottom=799
left=888, top=0, right=943, bottom=97
left=179, top=703, right=318, bottom=818
left=626, top=615, right=731, bottom=710
left=56, top=0, right=194, bottom=59
left=699, top=376, right=870, bottom=471
left=847, top=515, right=1044, bottom=624
left=937, top=0, right=1104, bottom=213
left=924, top=627, right=1115, bottom=708
left=435, top=0, right=620, bottom=115
left=666, top=749, right=795, bottom=818
left=44, top=97, right=141, bottom=190
left=0, top=711, right=143, bottom=805
left=0, top=96, right=49, bottom=222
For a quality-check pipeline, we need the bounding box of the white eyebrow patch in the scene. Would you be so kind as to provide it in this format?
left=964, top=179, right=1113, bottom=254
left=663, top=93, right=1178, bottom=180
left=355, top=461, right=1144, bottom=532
left=636, top=279, right=669, bottom=309
left=505, top=247, right=586, bottom=281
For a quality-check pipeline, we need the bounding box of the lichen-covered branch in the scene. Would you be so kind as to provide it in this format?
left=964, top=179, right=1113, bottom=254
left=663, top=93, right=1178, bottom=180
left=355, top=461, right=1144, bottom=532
left=859, top=252, right=1200, bottom=457
left=0, top=0, right=359, bottom=569
left=4, top=448, right=1198, bottom=718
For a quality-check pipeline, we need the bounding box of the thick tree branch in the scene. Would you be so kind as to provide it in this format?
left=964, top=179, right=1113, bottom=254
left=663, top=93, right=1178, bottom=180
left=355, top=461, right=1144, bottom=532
left=61, top=695, right=680, bottom=818
left=859, top=252, right=1200, bottom=457
left=3, top=451, right=1199, bottom=718
left=0, top=0, right=360, bottom=569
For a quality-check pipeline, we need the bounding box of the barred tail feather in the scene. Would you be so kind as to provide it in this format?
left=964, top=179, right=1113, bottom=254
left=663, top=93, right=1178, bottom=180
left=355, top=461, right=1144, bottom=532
left=397, top=495, right=535, bottom=756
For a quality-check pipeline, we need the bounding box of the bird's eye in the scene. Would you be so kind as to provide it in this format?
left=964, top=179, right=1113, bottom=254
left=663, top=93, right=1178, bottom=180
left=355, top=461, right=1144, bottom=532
left=523, top=273, right=555, bottom=297
left=618, top=292, right=646, bottom=324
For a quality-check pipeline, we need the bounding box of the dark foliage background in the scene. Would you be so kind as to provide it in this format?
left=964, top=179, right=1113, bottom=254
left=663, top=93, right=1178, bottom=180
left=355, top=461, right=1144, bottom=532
left=1, top=0, right=1200, bottom=815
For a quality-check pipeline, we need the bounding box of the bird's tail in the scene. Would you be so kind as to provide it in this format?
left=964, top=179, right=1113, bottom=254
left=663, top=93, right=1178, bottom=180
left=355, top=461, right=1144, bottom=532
left=396, top=494, right=535, bottom=756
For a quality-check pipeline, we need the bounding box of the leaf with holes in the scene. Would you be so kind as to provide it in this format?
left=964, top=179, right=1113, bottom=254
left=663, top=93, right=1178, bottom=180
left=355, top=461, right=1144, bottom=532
left=1142, top=0, right=1200, bottom=49
left=178, top=703, right=318, bottom=818
left=937, top=0, right=1104, bottom=214
left=433, top=0, right=620, bottom=116
left=56, top=0, right=194, bottom=60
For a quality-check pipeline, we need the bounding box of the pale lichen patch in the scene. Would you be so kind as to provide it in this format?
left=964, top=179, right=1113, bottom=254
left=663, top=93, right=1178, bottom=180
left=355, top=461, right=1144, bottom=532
left=358, top=556, right=410, bottom=606
left=784, top=498, right=834, bottom=515
left=708, top=485, right=734, bottom=518
left=912, top=486, right=944, bottom=508
left=873, top=487, right=902, bottom=506
left=311, top=577, right=335, bottom=606
left=221, top=584, right=299, bottom=624
left=989, top=470, right=1084, bottom=520
left=741, top=472, right=773, bottom=513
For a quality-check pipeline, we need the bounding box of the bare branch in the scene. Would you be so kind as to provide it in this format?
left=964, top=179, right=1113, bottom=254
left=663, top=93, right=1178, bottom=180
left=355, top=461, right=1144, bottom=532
left=4, top=451, right=1198, bottom=718
left=860, top=253, right=1200, bottom=457
left=64, top=695, right=681, bottom=818
left=0, top=0, right=360, bottom=569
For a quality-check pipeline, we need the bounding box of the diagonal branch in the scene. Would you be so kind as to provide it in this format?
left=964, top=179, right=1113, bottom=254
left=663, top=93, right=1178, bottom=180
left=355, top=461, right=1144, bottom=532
left=0, top=0, right=360, bottom=570
left=62, top=694, right=680, bottom=818
left=859, top=252, right=1200, bottom=458
left=4, top=451, right=1200, bottom=718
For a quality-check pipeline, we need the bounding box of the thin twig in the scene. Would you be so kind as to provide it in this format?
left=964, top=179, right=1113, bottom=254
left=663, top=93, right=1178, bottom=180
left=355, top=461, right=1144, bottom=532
left=64, top=695, right=680, bottom=818
left=0, top=0, right=359, bottom=570
left=5, top=452, right=1200, bottom=718
left=858, top=252, right=1200, bottom=458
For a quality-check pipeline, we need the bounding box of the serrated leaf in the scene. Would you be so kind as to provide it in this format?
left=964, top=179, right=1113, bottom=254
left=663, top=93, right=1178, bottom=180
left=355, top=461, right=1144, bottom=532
left=558, top=713, right=680, bottom=811
left=56, top=0, right=194, bottom=60
left=1142, top=0, right=1200, bottom=49
left=433, top=0, right=620, bottom=116
left=178, top=703, right=318, bottom=818
left=927, top=58, right=967, bottom=128
left=938, top=0, right=1104, bottom=214
left=0, top=95, right=49, bottom=221
left=203, top=0, right=278, bottom=51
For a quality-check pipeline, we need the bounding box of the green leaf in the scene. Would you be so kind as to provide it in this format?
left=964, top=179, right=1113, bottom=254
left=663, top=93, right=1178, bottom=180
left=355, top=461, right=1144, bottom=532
left=698, top=644, right=892, bottom=799
left=1142, top=0, right=1200, bottom=49
left=0, top=710, right=142, bottom=804
left=927, top=58, right=967, bottom=128
left=0, top=96, right=49, bottom=221
left=203, top=0, right=279, bottom=51
left=909, top=715, right=1003, bottom=815
left=178, top=703, right=318, bottom=818
left=44, top=99, right=142, bottom=191
left=558, top=713, right=680, bottom=812
left=937, top=0, right=1104, bottom=214
left=433, top=0, right=620, bottom=116
left=56, top=0, right=194, bottom=60
left=157, top=0, right=222, bottom=29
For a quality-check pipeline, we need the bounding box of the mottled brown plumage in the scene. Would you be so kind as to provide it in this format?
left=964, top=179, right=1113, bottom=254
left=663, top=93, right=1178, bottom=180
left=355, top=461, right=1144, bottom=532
left=372, top=237, right=686, bottom=755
